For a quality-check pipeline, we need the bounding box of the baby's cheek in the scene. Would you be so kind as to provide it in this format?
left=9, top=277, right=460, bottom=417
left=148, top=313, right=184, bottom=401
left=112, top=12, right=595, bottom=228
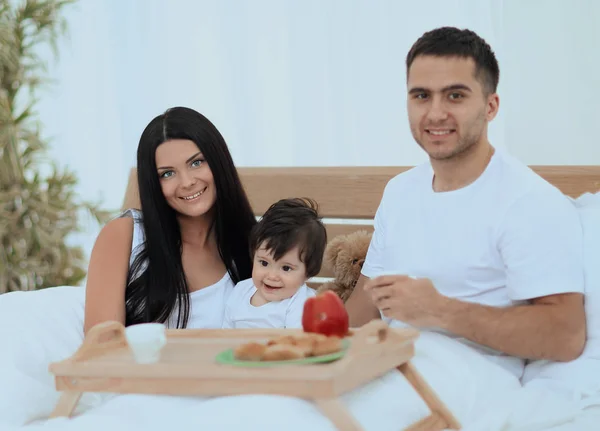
left=251, top=269, right=264, bottom=286
left=286, top=273, right=304, bottom=289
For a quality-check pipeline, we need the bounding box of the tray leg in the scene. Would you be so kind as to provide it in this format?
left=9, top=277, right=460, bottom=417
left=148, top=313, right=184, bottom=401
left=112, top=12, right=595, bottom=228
left=398, top=362, right=461, bottom=430
left=404, top=413, right=447, bottom=431
left=315, top=398, right=363, bottom=431
left=49, top=391, right=83, bottom=419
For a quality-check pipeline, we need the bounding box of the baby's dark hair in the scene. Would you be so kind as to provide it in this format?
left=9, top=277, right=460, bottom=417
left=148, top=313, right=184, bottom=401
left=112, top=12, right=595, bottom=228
left=250, top=198, right=327, bottom=279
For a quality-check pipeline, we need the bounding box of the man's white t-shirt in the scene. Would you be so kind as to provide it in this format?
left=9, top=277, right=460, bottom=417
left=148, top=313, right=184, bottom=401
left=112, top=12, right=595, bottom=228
left=361, top=147, right=584, bottom=378
left=222, top=278, right=316, bottom=329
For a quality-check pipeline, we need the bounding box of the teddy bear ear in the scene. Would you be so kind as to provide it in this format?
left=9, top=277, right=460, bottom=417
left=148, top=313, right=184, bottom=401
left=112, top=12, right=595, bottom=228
left=323, top=235, right=347, bottom=269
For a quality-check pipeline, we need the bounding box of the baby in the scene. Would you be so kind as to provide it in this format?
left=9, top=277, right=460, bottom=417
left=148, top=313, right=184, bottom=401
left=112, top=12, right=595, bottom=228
left=222, top=198, right=327, bottom=329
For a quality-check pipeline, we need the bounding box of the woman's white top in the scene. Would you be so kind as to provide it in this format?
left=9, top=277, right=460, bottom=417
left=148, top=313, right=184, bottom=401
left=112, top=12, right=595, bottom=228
left=123, top=209, right=234, bottom=329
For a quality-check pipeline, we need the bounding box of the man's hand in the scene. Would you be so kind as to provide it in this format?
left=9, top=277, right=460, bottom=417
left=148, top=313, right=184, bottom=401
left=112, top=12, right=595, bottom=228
left=365, top=274, right=586, bottom=362
left=364, top=275, right=446, bottom=327
left=344, top=274, right=381, bottom=327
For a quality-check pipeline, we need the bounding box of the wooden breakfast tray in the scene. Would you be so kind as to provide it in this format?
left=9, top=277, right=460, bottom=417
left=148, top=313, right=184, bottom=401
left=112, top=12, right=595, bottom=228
left=48, top=319, right=460, bottom=431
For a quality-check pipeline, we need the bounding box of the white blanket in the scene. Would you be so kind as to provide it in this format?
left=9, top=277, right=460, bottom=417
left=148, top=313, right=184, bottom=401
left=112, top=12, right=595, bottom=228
left=0, top=286, right=596, bottom=431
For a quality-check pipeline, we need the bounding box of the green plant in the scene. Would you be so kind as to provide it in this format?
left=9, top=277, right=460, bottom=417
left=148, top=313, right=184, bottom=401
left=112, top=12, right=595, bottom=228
left=0, top=0, right=112, bottom=293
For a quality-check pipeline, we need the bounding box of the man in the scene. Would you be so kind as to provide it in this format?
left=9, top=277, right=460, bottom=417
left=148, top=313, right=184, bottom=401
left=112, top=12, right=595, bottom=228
left=345, top=27, right=586, bottom=378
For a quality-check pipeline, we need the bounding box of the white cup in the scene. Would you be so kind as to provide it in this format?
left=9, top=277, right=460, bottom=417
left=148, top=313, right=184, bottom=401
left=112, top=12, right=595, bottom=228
left=375, top=271, right=418, bottom=279
left=125, top=323, right=167, bottom=364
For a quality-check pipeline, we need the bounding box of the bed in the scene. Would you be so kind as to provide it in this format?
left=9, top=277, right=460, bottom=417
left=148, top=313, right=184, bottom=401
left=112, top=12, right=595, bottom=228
left=1, top=164, right=599, bottom=431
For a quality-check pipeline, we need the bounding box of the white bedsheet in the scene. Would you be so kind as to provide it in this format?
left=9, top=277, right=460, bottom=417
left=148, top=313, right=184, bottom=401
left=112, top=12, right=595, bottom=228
left=1, top=286, right=597, bottom=431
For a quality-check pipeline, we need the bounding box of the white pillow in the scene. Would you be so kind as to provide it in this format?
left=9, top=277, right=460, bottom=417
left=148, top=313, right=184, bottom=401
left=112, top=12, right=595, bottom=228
left=0, top=286, right=89, bottom=425
left=522, top=192, right=600, bottom=396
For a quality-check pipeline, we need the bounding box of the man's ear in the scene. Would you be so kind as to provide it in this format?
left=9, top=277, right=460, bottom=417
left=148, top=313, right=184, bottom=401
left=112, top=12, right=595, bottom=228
left=486, top=93, right=500, bottom=122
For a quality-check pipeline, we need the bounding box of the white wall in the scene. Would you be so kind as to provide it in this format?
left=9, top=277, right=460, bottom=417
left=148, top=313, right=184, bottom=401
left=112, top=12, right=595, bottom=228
left=502, top=0, right=600, bottom=164
left=33, top=0, right=600, bottom=272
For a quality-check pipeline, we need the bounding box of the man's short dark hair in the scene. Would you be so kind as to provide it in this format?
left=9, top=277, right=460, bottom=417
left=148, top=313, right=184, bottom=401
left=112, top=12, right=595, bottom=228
left=250, top=198, right=327, bottom=279
left=406, top=27, right=500, bottom=95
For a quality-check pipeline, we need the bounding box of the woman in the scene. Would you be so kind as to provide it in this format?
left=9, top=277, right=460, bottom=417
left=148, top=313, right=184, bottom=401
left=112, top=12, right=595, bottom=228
left=0, top=107, right=257, bottom=426
left=84, top=107, right=256, bottom=332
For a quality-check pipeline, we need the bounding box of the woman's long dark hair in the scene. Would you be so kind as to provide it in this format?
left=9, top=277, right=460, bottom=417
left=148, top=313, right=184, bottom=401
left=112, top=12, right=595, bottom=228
left=125, top=107, right=256, bottom=328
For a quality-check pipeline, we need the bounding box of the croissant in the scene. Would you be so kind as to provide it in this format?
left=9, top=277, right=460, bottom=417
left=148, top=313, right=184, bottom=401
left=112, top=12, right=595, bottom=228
left=233, top=332, right=344, bottom=361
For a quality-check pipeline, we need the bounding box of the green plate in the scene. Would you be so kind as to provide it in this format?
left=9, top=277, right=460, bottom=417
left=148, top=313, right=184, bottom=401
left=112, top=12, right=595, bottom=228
left=215, top=339, right=350, bottom=367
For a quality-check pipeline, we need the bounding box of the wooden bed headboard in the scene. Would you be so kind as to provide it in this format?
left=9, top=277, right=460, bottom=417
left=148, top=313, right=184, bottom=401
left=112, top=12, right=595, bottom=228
left=121, top=165, right=600, bottom=288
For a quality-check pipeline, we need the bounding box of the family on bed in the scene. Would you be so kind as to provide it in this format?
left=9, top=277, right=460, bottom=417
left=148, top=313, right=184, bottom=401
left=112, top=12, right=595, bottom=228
left=84, top=26, right=586, bottom=383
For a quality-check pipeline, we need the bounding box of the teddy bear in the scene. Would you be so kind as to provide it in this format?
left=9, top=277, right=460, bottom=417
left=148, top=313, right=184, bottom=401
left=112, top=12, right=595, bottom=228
left=317, top=229, right=373, bottom=303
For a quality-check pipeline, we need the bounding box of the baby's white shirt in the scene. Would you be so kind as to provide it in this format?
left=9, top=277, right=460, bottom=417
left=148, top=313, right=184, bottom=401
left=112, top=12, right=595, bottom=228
left=222, top=278, right=316, bottom=329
